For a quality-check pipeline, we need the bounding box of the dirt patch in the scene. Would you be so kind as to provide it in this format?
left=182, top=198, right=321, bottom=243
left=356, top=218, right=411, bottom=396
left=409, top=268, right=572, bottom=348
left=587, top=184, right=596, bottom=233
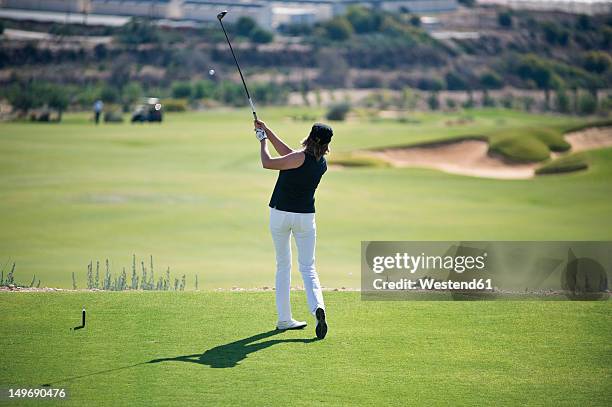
left=360, top=126, right=612, bottom=179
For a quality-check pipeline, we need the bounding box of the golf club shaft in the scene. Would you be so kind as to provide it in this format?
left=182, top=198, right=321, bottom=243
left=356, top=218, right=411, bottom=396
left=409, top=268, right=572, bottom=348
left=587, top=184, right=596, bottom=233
left=218, top=19, right=257, bottom=120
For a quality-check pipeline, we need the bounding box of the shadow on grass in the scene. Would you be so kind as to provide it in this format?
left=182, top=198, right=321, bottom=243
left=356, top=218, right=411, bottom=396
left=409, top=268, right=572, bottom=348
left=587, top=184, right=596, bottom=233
left=41, top=330, right=315, bottom=385
left=148, top=329, right=318, bottom=368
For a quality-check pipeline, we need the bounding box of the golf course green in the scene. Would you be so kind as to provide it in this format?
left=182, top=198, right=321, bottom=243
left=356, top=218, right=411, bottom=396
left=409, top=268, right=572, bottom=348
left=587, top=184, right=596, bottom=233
left=1, top=108, right=611, bottom=289
left=1, top=108, right=610, bottom=406
left=0, top=292, right=610, bottom=406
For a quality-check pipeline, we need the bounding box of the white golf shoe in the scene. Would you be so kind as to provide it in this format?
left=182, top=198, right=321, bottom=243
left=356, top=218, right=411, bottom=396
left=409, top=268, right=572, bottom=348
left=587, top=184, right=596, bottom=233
left=276, top=319, right=307, bottom=331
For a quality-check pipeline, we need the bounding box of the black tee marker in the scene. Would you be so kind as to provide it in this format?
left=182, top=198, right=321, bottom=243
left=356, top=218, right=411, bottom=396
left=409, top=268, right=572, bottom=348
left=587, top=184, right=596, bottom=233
left=72, top=306, right=86, bottom=331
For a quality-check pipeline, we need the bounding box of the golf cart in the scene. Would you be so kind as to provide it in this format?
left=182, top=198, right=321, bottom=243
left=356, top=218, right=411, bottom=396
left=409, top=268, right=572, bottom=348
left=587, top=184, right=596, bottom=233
left=131, top=98, right=163, bottom=123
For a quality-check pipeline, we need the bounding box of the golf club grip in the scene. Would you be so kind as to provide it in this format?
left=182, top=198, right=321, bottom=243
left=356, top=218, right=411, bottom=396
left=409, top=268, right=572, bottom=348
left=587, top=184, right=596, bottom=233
left=249, top=98, right=257, bottom=120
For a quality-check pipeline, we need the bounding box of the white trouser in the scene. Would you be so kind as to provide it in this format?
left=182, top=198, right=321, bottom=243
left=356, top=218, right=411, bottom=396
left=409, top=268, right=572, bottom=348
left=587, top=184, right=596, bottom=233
left=269, top=207, right=325, bottom=322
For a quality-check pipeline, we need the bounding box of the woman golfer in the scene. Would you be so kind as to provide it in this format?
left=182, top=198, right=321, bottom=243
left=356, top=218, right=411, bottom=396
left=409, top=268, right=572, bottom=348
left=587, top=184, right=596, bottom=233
left=254, top=119, right=332, bottom=339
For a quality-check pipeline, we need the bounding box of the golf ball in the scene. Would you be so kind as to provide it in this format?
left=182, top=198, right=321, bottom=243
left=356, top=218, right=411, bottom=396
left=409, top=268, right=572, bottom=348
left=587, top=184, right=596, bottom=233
left=209, top=69, right=215, bottom=76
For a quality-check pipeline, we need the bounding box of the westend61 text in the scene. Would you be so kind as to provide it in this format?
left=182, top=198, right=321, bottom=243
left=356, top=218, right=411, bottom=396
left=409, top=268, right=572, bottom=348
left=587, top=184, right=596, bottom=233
left=373, top=278, right=493, bottom=291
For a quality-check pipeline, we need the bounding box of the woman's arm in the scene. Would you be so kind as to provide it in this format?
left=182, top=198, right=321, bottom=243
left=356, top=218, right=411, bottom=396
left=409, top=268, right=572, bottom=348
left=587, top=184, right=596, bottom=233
left=255, top=120, right=293, bottom=156
left=260, top=139, right=305, bottom=170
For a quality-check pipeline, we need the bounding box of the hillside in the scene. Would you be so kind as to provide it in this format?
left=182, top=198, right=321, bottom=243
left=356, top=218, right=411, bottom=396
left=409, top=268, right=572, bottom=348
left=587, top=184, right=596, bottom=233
left=0, top=5, right=611, bottom=116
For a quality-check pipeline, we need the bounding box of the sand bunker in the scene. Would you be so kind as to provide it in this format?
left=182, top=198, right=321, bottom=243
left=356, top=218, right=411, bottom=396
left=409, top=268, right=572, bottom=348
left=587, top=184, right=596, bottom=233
left=563, top=126, right=612, bottom=152
left=364, top=126, right=612, bottom=179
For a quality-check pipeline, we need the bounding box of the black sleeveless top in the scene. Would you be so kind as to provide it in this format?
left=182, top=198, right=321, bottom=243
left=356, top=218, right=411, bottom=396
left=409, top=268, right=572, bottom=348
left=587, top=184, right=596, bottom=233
left=269, top=152, right=327, bottom=213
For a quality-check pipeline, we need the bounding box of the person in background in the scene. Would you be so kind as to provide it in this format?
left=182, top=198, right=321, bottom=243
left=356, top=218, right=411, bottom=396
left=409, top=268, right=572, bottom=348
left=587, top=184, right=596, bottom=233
left=93, top=100, right=104, bottom=125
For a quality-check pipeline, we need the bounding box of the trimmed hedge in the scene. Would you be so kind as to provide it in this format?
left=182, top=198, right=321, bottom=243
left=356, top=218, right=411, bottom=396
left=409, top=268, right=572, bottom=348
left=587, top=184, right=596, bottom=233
left=536, top=153, right=589, bottom=175
left=488, top=127, right=570, bottom=162
left=489, top=135, right=551, bottom=162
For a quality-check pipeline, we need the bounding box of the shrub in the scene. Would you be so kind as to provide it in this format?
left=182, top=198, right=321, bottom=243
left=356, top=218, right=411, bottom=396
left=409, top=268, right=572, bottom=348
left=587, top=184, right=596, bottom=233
left=354, top=75, right=383, bottom=89
left=162, top=99, right=188, bottom=112
left=172, top=81, right=192, bottom=99
left=536, top=153, right=589, bottom=175
left=326, top=102, right=351, bottom=121
left=104, top=110, right=124, bottom=123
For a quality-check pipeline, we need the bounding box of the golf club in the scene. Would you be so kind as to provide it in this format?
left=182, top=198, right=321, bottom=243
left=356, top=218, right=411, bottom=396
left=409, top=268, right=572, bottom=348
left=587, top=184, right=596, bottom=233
left=217, top=10, right=258, bottom=120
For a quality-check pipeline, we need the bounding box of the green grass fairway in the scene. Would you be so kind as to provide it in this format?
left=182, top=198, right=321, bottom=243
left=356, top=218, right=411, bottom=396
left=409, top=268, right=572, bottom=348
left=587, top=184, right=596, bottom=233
left=0, top=292, right=610, bottom=406
left=1, top=108, right=611, bottom=289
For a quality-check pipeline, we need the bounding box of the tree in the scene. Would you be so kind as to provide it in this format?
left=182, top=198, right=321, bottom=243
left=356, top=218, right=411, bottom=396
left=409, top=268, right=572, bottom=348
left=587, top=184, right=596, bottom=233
left=583, top=51, right=612, bottom=74
left=100, top=85, right=120, bottom=103
left=116, top=18, right=160, bottom=45
left=235, top=17, right=256, bottom=37
left=417, top=77, right=443, bottom=91
left=172, top=81, right=192, bottom=99
left=555, top=88, right=571, bottom=113
left=578, top=92, right=597, bottom=115
left=321, top=18, right=353, bottom=41
left=498, top=12, right=512, bottom=28
left=251, top=28, right=273, bottom=44
left=193, top=80, right=215, bottom=99
left=445, top=72, right=467, bottom=90
left=109, top=58, right=131, bottom=90
left=93, top=44, right=107, bottom=60
left=576, top=15, right=592, bottom=30
left=480, top=72, right=503, bottom=89
left=427, top=93, right=440, bottom=110
left=345, top=6, right=383, bottom=33
left=515, top=55, right=556, bottom=106
left=46, top=84, right=69, bottom=121
left=6, top=83, right=38, bottom=114
left=541, top=22, right=568, bottom=46
left=122, top=82, right=143, bottom=108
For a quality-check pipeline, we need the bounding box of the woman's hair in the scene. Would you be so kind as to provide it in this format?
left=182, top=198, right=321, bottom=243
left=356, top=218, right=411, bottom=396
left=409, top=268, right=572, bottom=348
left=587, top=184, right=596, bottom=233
left=302, top=123, right=333, bottom=160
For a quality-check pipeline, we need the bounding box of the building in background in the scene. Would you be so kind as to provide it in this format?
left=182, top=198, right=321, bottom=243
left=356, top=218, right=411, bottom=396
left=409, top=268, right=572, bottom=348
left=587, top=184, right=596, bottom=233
left=477, top=0, right=612, bottom=15
left=0, top=0, right=460, bottom=29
